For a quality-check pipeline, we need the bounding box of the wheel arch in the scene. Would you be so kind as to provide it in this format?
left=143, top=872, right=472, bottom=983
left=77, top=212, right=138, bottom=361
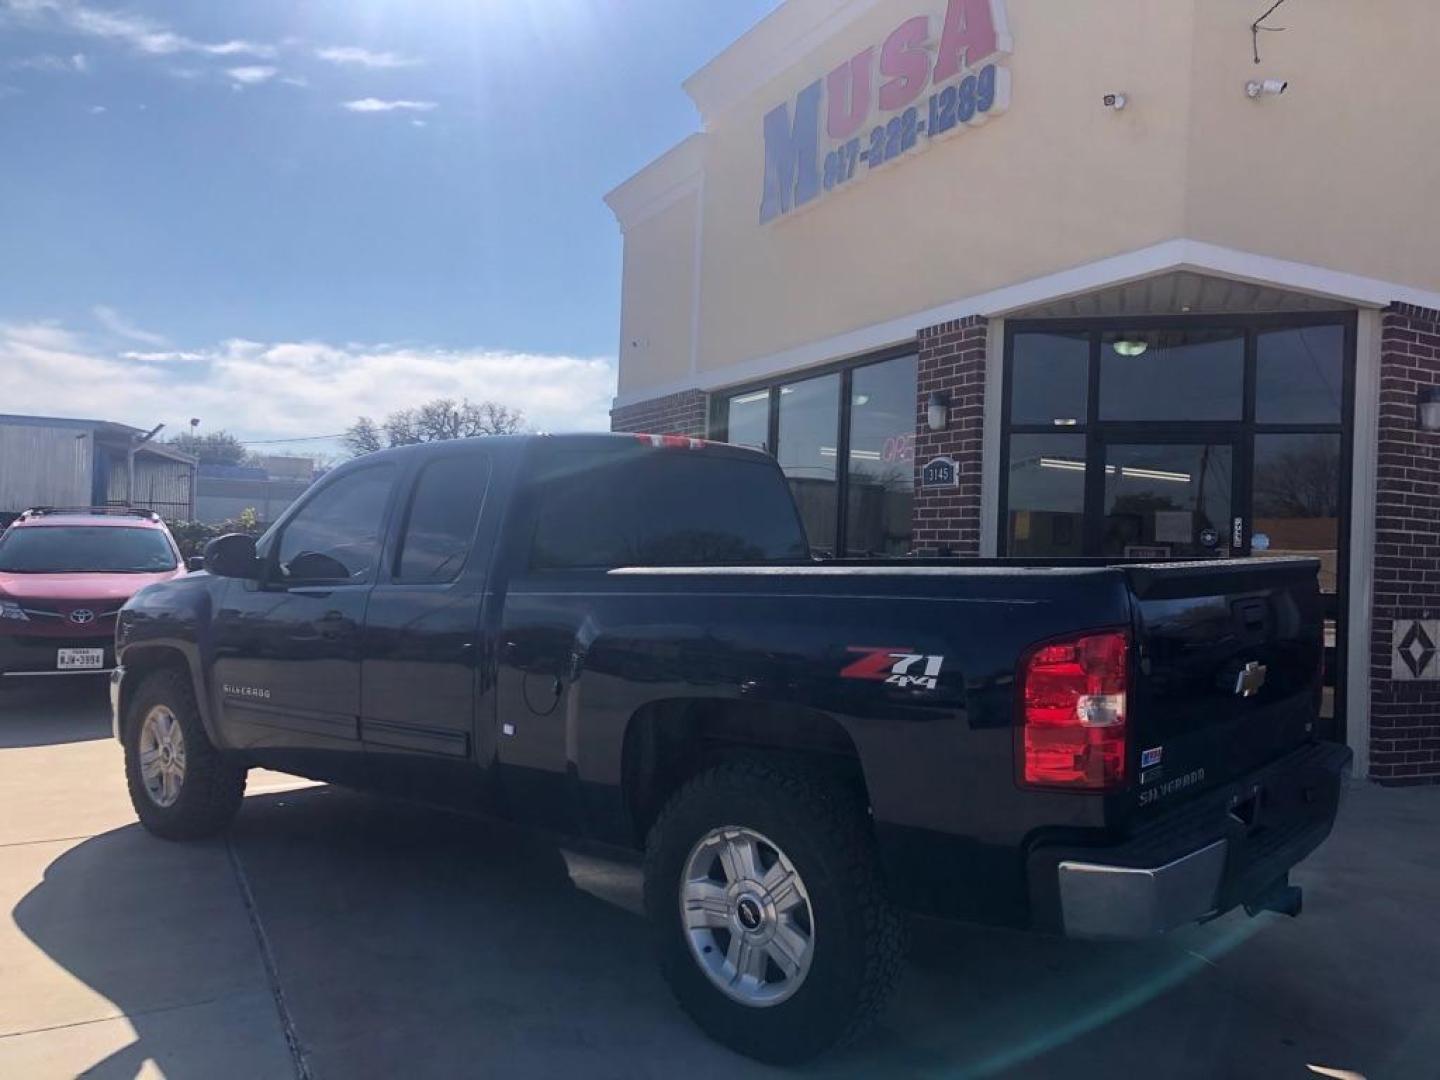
left=116, top=644, right=214, bottom=743
left=620, top=697, right=871, bottom=846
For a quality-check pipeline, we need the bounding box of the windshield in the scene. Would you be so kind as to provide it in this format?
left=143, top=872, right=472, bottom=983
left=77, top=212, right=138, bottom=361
left=0, top=526, right=177, bottom=574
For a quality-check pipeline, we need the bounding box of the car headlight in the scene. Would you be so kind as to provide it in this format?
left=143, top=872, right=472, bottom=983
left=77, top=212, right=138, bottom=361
left=0, top=600, right=29, bottom=622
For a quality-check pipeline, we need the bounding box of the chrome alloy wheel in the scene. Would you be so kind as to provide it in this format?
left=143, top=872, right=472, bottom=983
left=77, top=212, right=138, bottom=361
left=138, top=705, right=187, bottom=808
left=681, top=826, right=815, bottom=1007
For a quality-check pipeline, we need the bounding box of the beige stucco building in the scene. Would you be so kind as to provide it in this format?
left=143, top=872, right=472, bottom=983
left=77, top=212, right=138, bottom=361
left=605, top=0, right=1440, bottom=782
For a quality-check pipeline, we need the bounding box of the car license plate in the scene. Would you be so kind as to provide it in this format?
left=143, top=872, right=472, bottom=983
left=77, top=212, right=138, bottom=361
left=57, top=648, right=105, bottom=671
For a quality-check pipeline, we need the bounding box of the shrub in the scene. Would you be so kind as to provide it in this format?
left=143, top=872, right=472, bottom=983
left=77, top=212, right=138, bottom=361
left=167, top=508, right=264, bottom=559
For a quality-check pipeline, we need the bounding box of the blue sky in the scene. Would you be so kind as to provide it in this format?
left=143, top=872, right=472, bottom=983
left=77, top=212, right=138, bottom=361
left=0, top=0, right=777, bottom=450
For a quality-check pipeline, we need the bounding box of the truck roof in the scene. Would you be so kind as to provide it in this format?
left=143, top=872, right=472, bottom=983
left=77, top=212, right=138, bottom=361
left=352, top=431, right=773, bottom=466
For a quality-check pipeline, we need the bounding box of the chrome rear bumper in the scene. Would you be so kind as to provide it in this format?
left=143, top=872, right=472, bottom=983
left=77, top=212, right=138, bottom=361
left=1057, top=840, right=1228, bottom=939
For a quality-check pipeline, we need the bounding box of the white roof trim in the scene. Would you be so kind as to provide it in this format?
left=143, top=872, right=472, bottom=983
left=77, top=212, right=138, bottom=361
left=684, top=0, right=889, bottom=122
left=613, top=238, right=1440, bottom=408
left=604, top=135, right=706, bottom=232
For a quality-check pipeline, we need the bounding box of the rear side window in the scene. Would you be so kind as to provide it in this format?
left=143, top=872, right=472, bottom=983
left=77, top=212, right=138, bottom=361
left=529, top=449, right=808, bottom=570
left=395, top=456, right=491, bottom=583
left=277, top=465, right=395, bottom=584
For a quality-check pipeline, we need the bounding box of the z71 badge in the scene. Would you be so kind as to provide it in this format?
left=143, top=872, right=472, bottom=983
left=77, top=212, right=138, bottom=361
left=840, top=647, right=945, bottom=690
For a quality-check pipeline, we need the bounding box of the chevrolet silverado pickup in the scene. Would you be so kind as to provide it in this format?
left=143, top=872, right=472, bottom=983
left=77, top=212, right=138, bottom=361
left=111, top=432, right=1350, bottom=1063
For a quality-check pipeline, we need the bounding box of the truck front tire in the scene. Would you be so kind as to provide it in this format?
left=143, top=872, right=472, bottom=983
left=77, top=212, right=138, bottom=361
left=122, top=669, right=246, bottom=840
left=643, top=759, right=905, bottom=1064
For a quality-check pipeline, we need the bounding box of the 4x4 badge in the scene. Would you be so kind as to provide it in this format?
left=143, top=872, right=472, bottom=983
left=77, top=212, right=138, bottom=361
left=840, top=647, right=945, bottom=690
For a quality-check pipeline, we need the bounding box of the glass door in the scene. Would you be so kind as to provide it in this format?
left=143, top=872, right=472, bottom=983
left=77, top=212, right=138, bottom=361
left=1093, top=436, right=1240, bottom=559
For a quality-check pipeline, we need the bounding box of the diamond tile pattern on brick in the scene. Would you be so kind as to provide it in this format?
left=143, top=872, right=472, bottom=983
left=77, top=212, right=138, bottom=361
left=1391, top=618, right=1440, bottom=681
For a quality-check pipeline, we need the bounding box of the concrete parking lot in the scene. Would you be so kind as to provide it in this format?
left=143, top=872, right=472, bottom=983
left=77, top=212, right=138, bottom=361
left=1, top=683, right=1436, bottom=1080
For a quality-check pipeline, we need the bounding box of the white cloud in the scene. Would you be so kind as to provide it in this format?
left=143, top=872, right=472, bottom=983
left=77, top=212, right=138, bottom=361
left=2, top=1, right=275, bottom=59
left=87, top=103, right=104, bottom=113
left=410, top=119, right=428, bottom=128
left=315, top=45, right=421, bottom=69
left=0, top=321, right=617, bottom=442
left=342, top=97, right=437, bottom=114
left=226, top=65, right=278, bottom=86
left=93, top=305, right=167, bottom=345
left=9, top=51, right=88, bottom=72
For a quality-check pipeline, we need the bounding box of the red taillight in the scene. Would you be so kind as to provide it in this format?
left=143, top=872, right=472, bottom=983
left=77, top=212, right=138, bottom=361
left=1019, top=629, right=1129, bottom=790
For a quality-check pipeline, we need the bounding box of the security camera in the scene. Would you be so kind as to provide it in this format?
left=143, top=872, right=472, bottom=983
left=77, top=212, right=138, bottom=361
left=1245, top=78, right=1288, bottom=98
left=1102, top=92, right=1128, bottom=111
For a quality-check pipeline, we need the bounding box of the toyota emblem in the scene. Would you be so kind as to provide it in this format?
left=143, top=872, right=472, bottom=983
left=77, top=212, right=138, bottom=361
left=69, top=609, right=96, bottom=626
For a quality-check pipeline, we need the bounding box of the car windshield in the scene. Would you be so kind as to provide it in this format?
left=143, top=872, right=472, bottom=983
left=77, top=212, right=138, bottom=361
left=0, top=526, right=177, bottom=573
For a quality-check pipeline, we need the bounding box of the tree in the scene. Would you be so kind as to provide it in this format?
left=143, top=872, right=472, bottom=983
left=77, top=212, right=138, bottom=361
left=343, top=399, right=527, bottom=457
left=168, top=430, right=249, bottom=467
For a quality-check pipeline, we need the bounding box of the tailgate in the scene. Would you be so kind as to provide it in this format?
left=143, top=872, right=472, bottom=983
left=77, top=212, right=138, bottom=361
left=1124, top=558, right=1324, bottom=814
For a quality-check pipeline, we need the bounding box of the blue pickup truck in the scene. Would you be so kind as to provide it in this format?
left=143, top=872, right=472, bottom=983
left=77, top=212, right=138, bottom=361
left=111, top=433, right=1349, bottom=1063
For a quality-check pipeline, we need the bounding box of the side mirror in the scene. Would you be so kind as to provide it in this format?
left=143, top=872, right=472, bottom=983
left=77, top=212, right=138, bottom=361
left=203, top=534, right=260, bottom=580
left=186, top=556, right=206, bottom=573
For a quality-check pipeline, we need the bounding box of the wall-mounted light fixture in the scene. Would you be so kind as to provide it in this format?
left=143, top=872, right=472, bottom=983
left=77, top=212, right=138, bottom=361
left=1419, top=387, right=1440, bottom=432
left=1245, top=78, right=1288, bottom=99
left=1113, top=338, right=1149, bottom=357
left=927, top=391, right=950, bottom=433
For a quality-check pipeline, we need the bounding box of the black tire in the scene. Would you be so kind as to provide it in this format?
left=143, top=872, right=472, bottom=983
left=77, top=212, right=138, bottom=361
left=122, top=669, right=246, bottom=840
left=644, top=759, right=906, bottom=1065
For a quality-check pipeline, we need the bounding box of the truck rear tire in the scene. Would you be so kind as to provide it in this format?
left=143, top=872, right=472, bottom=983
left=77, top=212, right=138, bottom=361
left=643, top=759, right=905, bottom=1064
left=122, top=669, right=246, bottom=841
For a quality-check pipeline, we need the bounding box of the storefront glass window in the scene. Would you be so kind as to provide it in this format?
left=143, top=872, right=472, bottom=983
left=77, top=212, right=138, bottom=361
left=846, top=355, right=917, bottom=555
left=1101, top=443, right=1232, bottom=557
left=776, top=373, right=841, bottom=554
left=1100, top=328, right=1245, bottom=421
left=1252, top=433, right=1342, bottom=593
left=725, top=388, right=771, bottom=451
left=1010, top=333, right=1089, bottom=426
left=1006, top=434, right=1086, bottom=556
left=1256, top=326, right=1345, bottom=424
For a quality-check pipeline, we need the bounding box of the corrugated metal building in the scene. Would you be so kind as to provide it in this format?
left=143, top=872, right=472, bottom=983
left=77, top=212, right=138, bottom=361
left=195, top=464, right=312, bottom=525
left=0, top=414, right=197, bottom=524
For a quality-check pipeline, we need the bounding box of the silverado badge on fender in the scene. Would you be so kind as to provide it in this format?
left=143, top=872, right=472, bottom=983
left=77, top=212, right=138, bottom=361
left=840, top=647, right=945, bottom=690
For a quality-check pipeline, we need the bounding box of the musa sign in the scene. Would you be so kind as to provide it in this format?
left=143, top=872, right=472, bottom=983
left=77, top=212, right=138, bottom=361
left=759, top=0, right=1013, bottom=225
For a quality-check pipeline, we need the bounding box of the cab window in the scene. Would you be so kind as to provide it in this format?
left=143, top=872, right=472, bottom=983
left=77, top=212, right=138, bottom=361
left=276, top=465, right=396, bottom=584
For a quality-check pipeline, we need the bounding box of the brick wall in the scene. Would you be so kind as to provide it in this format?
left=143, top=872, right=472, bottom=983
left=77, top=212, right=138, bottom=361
left=913, top=316, right=988, bottom=555
left=610, top=389, right=708, bottom=437
left=1370, top=302, right=1440, bottom=785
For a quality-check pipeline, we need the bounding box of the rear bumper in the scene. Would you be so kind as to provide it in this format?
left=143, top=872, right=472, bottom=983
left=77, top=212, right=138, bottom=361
left=1029, top=740, right=1352, bottom=939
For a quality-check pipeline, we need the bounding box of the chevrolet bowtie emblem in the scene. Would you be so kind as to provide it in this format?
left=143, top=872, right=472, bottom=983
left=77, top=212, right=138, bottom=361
left=1235, top=661, right=1268, bottom=698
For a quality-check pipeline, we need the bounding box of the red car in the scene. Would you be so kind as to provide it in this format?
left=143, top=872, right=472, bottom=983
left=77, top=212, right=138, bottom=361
left=0, top=507, right=186, bottom=680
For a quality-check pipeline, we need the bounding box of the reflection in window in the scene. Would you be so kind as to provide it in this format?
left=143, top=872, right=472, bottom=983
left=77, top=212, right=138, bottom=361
left=1007, top=434, right=1086, bottom=555
left=726, top=389, right=771, bottom=451
left=776, top=374, right=841, bottom=554
left=278, top=465, right=395, bottom=582
left=1252, top=433, right=1341, bottom=592
left=1100, top=329, right=1244, bottom=421
left=1256, top=326, right=1345, bottom=424
left=1102, top=444, right=1231, bottom=557
left=846, top=355, right=917, bottom=555
left=396, top=456, right=490, bottom=583
left=1010, top=333, right=1089, bottom=426
left=529, top=450, right=807, bottom=569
